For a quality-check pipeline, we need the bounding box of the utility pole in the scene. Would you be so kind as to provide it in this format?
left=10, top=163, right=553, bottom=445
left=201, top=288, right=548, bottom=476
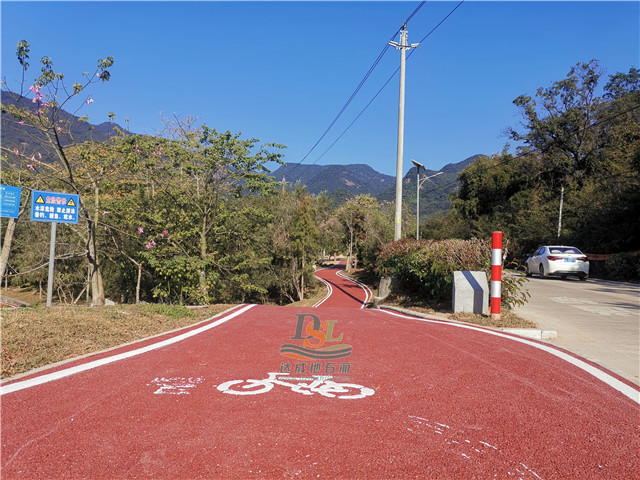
left=557, top=185, right=564, bottom=239
left=389, top=24, right=419, bottom=241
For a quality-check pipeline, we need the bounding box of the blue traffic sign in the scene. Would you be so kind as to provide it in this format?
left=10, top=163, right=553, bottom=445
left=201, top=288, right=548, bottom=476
left=30, top=189, right=80, bottom=224
left=1, top=184, right=22, bottom=219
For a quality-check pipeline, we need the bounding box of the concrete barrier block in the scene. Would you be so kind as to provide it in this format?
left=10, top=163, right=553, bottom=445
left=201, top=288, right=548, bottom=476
left=452, top=271, right=489, bottom=315
left=378, top=276, right=398, bottom=300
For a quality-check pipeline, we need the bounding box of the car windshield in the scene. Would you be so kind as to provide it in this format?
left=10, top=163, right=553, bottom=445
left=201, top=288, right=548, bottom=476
left=548, top=247, right=582, bottom=255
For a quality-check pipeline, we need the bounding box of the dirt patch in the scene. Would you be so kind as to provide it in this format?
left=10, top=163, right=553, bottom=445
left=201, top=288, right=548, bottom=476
left=1, top=303, right=234, bottom=379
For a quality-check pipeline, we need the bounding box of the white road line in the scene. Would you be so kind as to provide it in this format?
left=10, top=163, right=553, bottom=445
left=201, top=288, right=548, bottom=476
left=337, top=270, right=372, bottom=308
left=0, top=304, right=256, bottom=396
left=378, top=308, right=640, bottom=404
left=313, top=268, right=333, bottom=307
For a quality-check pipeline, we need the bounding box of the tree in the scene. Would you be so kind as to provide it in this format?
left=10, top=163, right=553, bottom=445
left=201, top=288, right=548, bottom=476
left=1, top=40, right=115, bottom=305
left=336, top=195, right=392, bottom=272
left=289, top=195, right=319, bottom=300
left=509, top=60, right=605, bottom=189
left=445, top=62, right=640, bottom=258
left=120, top=116, right=285, bottom=304
left=264, top=185, right=322, bottom=302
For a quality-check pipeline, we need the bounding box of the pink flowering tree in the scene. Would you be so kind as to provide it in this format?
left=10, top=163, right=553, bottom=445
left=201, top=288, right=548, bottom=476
left=116, top=115, right=285, bottom=304
left=1, top=40, right=114, bottom=305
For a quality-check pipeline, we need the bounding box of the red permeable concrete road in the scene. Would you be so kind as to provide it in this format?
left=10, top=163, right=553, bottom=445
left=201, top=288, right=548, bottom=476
left=2, top=305, right=639, bottom=480
left=313, top=265, right=371, bottom=308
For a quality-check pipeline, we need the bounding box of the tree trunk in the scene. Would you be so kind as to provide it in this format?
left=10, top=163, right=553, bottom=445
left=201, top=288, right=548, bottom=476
left=300, top=253, right=305, bottom=301
left=87, top=223, right=105, bottom=306
left=199, top=220, right=208, bottom=302
left=291, top=256, right=303, bottom=301
left=136, top=262, right=142, bottom=304
left=0, top=217, right=17, bottom=280
left=346, top=227, right=354, bottom=273
left=88, top=254, right=105, bottom=306
left=88, top=187, right=105, bottom=306
left=86, top=264, right=90, bottom=306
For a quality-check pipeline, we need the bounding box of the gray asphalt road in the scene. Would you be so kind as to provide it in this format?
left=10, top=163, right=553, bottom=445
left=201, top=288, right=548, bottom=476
left=514, top=275, right=639, bottom=385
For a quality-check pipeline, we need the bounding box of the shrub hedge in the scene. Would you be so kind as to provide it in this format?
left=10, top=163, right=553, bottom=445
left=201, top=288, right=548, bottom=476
left=375, top=238, right=529, bottom=309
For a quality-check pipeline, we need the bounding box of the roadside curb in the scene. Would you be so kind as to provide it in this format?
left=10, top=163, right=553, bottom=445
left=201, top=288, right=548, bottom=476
left=500, top=328, right=557, bottom=340
left=0, top=294, right=30, bottom=308
left=375, top=304, right=451, bottom=322
left=375, top=304, right=557, bottom=340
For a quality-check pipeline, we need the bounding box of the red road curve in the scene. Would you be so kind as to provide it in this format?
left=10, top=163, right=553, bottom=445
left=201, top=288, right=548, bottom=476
left=1, top=275, right=638, bottom=479
left=313, top=264, right=371, bottom=308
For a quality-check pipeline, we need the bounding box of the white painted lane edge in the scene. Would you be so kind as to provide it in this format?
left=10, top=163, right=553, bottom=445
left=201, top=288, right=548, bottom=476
left=0, top=304, right=256, bottom=396
left=313, top=268, right=333, bottom=307
left=378, top=308, right=640, bottom=404
left=336, top=270, right=372, bottom=308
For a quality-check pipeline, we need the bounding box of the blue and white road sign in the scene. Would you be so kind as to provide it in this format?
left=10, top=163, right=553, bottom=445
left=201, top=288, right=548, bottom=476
left=30, top=189, right=80, bottom=224
left=1, top=184, right=22, bottom=219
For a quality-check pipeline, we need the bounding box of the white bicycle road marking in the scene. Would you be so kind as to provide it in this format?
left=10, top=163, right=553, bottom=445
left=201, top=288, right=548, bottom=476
left=148, top=377, right=204, bottom=395
left=217, top=372, right=375, bottom=399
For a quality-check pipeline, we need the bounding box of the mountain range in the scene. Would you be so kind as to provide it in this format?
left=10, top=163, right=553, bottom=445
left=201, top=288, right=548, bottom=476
left=1, top=89, right=484, bottom=217
left=1, top=90, right=124, bottom=164
left=271, top=154, right=485, bottom=217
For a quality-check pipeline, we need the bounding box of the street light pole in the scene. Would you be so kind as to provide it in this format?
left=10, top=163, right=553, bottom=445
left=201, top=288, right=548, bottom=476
left=416, top=166, right=420, bottom=240
left=557, top=185, right=564, bottom=239
left=389, top=24, right=419, bottom=241
left=411, top=159, right=442, bottom=240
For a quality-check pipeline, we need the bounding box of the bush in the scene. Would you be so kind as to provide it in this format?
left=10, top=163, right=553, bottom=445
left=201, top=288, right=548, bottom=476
left=375, top=238, right=529, bottom=309
left=604, top=253, right=640, bottom=282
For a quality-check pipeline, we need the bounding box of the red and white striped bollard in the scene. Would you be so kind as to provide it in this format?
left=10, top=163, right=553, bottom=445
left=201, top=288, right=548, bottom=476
left=491, top=231, right=502, bottom=320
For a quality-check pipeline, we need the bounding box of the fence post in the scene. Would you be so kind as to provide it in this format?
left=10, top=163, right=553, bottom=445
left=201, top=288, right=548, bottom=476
left=491, top=231, right=502, bottom=320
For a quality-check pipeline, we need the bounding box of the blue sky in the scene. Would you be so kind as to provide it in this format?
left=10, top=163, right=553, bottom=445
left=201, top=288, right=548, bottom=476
left=1, top=1, right=638, bottom=176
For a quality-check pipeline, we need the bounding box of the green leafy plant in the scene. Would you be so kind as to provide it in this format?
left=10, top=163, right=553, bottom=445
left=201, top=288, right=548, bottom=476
left=375, top=237, right=530, bottom=309
left=604, top=253, right=640, bottom=282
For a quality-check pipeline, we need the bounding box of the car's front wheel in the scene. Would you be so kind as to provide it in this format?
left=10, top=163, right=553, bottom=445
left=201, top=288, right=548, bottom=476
left=579, top=275, right=588, bottom=282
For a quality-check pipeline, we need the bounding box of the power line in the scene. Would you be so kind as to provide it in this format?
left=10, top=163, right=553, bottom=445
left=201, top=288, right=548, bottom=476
left=407, top=0, right=464, bottom=60
left=287, top=2, right=427, bottom=180
left=292, top=1, right=464, bottom=182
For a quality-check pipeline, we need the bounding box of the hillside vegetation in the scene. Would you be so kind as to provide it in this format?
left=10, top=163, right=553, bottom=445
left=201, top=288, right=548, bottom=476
left=422, top=61, right=640, bottom=270
left=2, top=41, right=638, bottom=312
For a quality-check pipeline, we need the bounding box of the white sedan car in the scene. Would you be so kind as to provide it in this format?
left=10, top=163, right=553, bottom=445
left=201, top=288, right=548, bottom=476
left=525, top=245, right=589, bottom=281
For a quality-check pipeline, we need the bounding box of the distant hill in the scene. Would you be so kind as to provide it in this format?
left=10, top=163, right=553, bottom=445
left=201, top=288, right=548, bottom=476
left=271, top=154, right=487, bottom=216
left=1, top=90, right=125, bottom=164
left=378, top=154, right=487, bottom=217
left=2, top=88, right=485, bottom=218
left=271, top=163, right=395, bottom=198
